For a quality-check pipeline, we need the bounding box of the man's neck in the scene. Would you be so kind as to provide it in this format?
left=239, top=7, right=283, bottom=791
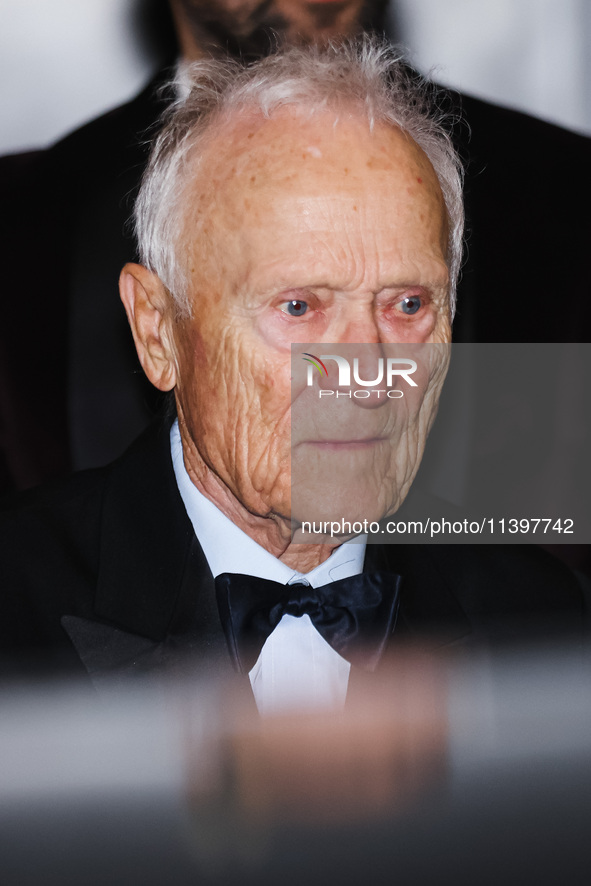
left=177, top=416, right=337, bottom=572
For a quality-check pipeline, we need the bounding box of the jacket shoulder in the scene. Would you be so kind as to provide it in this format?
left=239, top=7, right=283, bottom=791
left=382, top=543, right=585, bottom=647
left=0, top=66, right=174, bottom=195
left=0, top=466, right=108, bottom=668
left=452, top=89, right=590, bottom=160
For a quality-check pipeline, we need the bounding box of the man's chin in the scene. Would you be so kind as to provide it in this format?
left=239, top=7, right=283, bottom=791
left=291, top=487, right=404, bottom=544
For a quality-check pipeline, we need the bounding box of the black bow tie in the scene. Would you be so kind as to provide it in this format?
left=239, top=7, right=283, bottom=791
left=215, top=572, right=402, bottom=674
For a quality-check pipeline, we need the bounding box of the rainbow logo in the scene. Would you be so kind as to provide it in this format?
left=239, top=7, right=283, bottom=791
left=302, top=353, right=328, bottom=376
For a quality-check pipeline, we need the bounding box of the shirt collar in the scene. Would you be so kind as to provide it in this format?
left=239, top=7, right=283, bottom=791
left=170, top=420, right=366, bottom=587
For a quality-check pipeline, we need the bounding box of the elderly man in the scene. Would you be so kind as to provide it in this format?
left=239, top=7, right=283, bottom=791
left=0, top=41, right=582, bottom=704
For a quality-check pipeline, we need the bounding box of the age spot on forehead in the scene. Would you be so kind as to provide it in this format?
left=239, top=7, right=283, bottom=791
left=366, top=156, right=392, bottom=171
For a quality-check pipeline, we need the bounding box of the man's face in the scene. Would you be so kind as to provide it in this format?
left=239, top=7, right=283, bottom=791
left=173, top=0, right=387, bottom=54
left=170, top=108, right=450, bottom=530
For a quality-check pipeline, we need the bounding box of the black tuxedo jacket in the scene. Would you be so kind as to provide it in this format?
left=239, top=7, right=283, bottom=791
left=0, top=418, right=584, bottom=688
left=0, top=72, right=590, bottom=495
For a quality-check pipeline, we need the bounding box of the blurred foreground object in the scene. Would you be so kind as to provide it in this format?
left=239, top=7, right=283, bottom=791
left=1, top=643, right=591, bottom=885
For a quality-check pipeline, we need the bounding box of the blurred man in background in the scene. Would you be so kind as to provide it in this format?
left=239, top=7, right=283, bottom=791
left=168, top=0, right=389, bottom=57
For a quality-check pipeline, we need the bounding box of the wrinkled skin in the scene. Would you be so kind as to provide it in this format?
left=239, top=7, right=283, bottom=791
left=120, top=108, right=450, bottom=569
left=290, top=341, right=450, bottom=537
left=169, top=0, right=389, bottom=58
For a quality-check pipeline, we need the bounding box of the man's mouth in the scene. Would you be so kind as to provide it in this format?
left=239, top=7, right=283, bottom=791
left=301, top=436, right=389, bottom=451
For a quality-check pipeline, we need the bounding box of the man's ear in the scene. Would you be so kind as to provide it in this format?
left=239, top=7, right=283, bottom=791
left=119, top=263, right=178, bottom=392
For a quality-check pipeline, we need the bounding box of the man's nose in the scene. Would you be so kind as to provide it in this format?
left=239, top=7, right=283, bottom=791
left=327, top=309, right=389, bottom=408
left=349, top=344, right=390, bottom=410
left=317, top=344, right=390, bottom=411
left=336, top=305, right=381, bottom=345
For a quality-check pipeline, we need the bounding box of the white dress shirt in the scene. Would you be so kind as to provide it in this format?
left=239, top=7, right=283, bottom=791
left=170, top=421, right=367, bottom=715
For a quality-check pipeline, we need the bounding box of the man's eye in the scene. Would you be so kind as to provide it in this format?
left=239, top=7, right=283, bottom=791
left=281, top=299, right=309, bottom=317
left=397, top=295, right=422, bottom=315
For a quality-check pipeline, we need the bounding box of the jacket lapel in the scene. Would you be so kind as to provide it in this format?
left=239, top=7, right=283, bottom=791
left=346, top=543, right=473, bottom=699
left=364, top=542, right=472, bottom=651
left=60, top=615, right=170, bottom=689
left=66, top=419, right=234, bottom=685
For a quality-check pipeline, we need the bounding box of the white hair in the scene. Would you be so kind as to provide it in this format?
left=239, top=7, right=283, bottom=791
left=134, top=37, right=464, bottom=317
